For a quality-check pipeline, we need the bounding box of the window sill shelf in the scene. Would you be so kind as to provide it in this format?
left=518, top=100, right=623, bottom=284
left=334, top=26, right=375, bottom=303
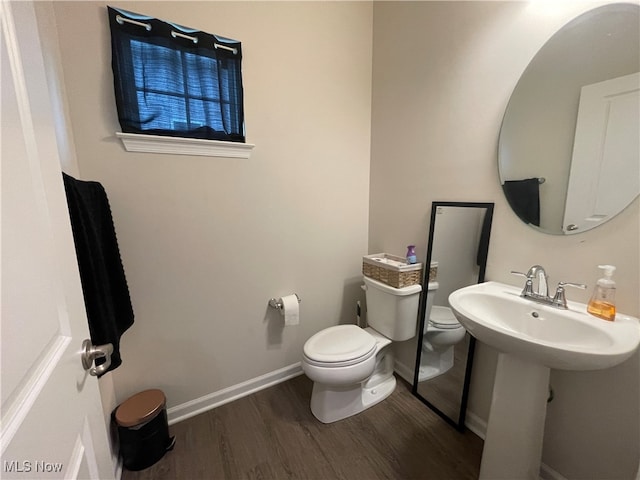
left=116, top=132, right=254, bottom=158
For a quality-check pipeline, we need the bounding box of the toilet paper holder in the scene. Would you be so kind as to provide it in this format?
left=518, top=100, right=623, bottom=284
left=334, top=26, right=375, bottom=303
left=269, top=293, right=301, bottom=310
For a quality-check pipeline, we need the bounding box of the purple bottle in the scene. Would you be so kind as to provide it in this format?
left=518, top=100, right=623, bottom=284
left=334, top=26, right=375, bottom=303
left=406, top=245, right=417, bottom=264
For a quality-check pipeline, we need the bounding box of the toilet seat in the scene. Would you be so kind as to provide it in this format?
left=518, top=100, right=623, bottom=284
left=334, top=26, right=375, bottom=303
left=303, top=325, right=377, bottom=367
left=429, top=306, right=462, bottom=330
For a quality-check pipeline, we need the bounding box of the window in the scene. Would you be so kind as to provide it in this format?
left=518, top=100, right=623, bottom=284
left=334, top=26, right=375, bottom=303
left=108, top=7, right=245, bottom=143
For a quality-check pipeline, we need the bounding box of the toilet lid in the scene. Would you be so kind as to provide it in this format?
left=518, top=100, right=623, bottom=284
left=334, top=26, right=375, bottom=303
left=429, top=306, right=461, bottom=330
left=303, top=325, right=376, bottom=366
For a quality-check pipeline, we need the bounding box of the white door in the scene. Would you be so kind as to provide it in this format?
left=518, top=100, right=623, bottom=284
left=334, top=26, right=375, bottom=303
left=1, top=2, right=115, bottom=479
left=563, top=72, right=640, bottom=234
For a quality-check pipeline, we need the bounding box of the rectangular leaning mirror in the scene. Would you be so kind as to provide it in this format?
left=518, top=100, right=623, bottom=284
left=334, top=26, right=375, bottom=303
left=412, top=201, right=494, bottom=431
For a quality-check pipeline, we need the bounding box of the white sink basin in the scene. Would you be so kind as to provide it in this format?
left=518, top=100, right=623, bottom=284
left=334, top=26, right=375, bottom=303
left=449, top=281, right=640, bottom=370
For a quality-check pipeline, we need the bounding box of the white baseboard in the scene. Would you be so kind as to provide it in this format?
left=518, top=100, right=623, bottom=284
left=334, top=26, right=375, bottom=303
left=393, top=360, right=415, bottom=384
left=540, top=462, right=568, bottom=480
left=463, top=409, right=487, bottom=439
left=166, top=363, right=304, bottom=425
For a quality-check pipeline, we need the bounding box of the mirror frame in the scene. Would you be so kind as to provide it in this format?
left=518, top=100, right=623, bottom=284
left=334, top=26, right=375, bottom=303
left=412, top=201, right=494, bottom=431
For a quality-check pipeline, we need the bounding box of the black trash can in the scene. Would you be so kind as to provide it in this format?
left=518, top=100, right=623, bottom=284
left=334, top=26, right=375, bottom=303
left=114, top=389, right=175, bottom=471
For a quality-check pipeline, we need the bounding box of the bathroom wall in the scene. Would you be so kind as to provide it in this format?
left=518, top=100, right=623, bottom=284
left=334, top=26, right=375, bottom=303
left=429, top=206, right=484, bottom=306
left=370, top=2, right=639, bottom=479
left=50, top=1, right=373, bottom=411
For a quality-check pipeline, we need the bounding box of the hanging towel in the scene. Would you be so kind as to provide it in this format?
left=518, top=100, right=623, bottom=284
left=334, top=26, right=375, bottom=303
left=63, top=173, right=134, bottom=376
left=503, top=178, right=541, bottom=227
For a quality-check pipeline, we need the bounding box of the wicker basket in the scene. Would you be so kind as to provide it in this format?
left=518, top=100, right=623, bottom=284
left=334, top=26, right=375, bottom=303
left=428, top=262, right=438, bottom=283
left=362, top=253, right=423, bottom=288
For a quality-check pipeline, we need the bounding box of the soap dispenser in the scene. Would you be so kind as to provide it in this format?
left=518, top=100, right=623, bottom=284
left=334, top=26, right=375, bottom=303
left=587, top=265, right=616, bottom=321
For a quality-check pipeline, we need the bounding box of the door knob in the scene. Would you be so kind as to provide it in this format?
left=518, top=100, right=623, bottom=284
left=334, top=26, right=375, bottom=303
left=81, top=339, right=114, bottom=376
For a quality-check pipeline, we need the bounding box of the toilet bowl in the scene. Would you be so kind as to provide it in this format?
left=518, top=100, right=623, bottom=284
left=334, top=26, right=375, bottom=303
left=418, top=281, right=466, bottom=382
left=302, top=276, right=421, bottom=423
left=425, top=306, right=466, bottom=348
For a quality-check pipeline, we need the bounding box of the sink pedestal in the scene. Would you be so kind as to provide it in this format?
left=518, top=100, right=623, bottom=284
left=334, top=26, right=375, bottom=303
left=449, top=281, right=640, bottom=478
left=480, top=352, right=550, bottom=480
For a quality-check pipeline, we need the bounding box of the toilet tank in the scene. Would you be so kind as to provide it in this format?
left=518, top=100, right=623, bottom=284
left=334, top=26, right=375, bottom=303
left=363, top=276, right=422, bottom=341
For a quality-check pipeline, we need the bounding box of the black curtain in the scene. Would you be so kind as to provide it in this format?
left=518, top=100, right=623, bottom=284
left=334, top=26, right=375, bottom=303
left=108, top=6, right=244, bottom=142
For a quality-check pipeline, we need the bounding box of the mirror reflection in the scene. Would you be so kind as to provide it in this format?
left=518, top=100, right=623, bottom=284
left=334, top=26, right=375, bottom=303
left=413, top=202, right=494, bottom=430
left=498, top=3, right=639, bottom=235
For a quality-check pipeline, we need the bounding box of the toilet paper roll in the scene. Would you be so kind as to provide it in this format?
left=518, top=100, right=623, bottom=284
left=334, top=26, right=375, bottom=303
left=280, top=294, right=300, bottom=326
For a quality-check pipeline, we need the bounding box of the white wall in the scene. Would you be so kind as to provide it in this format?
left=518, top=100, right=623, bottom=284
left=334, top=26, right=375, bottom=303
left=51, top=1, right=373, bottom=410
left=430, top=206, right=484, bottom=305
left=370, top=2, right=639, bottom=479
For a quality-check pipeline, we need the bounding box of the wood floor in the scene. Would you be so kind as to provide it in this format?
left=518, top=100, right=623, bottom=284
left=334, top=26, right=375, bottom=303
left=122, top=375, right=483, bottom=480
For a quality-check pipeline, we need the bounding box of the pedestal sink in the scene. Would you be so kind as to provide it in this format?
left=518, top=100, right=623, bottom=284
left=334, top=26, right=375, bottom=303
left=448, top=281, right=640, bottom=480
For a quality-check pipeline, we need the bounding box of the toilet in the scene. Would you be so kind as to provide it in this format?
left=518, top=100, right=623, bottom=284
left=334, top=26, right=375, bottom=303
left=302, top=276, right=422, bottom=423
left=418, top=281, right=466, bottom=382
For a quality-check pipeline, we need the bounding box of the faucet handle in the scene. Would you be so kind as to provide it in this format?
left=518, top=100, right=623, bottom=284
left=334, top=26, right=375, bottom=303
left=559, top=282, right=587, bottom=289
left=511, top=271, right=534, bottom=297
left=552, top=282, right=587, bottom=309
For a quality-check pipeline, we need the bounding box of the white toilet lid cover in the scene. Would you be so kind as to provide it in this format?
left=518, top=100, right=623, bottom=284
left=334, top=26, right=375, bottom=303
left=303, top=325, right=376, bottom=364
left=429, top=306, right=461, bottom=329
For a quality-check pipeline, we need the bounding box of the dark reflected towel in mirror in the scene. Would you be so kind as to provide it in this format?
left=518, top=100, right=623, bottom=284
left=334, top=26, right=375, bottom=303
left=476, top=210, right=493, bottom=268
left=503, top=178, right=540, bottom=226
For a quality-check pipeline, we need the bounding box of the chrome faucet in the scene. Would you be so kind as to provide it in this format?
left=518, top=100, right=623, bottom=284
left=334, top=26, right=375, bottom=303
left=528, top=265, right=548, bottom=298
left=511, top=265, right=586, bottom=309
left=512, top=265, right=548, bottom=298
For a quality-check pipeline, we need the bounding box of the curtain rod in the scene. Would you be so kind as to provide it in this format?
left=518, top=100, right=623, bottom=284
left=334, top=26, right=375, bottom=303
left=116, top=14, right=238, bottom=54
left=214, top=43, right=238, bottom=55
left=116, top=15, right=151, bottom=31
left=171, top=30, right=198, bottom=44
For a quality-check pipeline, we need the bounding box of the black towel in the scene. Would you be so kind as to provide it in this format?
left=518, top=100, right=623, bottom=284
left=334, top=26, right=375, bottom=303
left=63, top=173, right=134, bottom=376
left=503, top=178, right=541, bottom=227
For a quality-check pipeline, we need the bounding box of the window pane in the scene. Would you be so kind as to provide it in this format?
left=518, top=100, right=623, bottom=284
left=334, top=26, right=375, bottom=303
left=131, top=40, right=184, bottom=95
left=189, top=99, right=224, bottom=131
left=184, top=53, right=219, bottom=100
left=219, top=61, right=242, bottom=108
left=136, top=92, right=187, bottom=130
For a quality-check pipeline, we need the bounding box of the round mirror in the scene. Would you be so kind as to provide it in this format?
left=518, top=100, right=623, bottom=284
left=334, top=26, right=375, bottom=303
left=498, top=3, right=639, bottom=235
